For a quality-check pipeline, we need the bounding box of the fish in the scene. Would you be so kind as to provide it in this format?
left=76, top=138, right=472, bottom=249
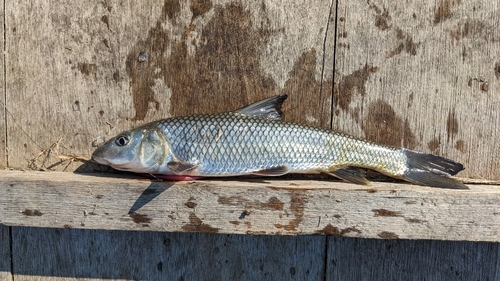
left=92, top=95, right=467, bottom=189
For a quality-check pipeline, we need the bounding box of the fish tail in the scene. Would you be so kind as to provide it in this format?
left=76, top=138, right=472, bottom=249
left=402, top=149, right=468, bottom=189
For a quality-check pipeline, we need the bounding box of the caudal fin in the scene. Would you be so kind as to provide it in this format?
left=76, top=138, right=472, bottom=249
left=402, top=149, right=468, bottom=189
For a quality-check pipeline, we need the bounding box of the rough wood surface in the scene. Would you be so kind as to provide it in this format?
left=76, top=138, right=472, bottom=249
left=4, top=0, right=334, bottom=173
left=4, top=0, right=497, bottom=179
left=0, top=170, right=498, bottom=242
left=0, top=225, right=12, bottom=281
left=11, top=228, right=325, bottom=280
left=327, top=237, right=500, bottom=280
left=7, top=227, right=500, bottom=280
left=334, top=0, right=500, bottom=180
left=0, top=0, right=6, bottom=169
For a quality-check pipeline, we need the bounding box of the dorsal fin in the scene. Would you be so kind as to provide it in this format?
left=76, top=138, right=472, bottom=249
left=235, top=95, right=288, bottom=120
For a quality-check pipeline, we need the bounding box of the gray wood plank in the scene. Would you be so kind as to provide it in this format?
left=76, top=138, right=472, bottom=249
left=334, top=0, right=500, bottom=180
left=0, top=171, right=499, bottom=242
left=0, top=0, right=6, bottom=169
left=11, top=227, right=325, bottom=280
left=5, top=0, right=334, bottom=173
left=326, top=237, right=500, bottom=280
left=0, top=224, right=13, bottom=281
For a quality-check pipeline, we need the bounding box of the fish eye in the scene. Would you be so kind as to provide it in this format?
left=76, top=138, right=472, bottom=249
left=115, top=135, right=130, bottom=146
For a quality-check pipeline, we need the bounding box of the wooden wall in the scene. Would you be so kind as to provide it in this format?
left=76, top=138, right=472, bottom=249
left=1, top=0, right=499, bottom=280
left=2, top=224, right=499, bottom=280
left=1, top=0, right=499, bottom=179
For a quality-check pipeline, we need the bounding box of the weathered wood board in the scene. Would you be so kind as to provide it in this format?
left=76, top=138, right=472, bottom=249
left=4, top=0, right=335, bottom=173
left=11, top=227, right=325, bottom=280
left=0, top=225, right=12, bottom=281
left=6, top=226, right=499, bottom=280
left=1, top=171, right=499, bottom=242
left=4, top=0, right=498, bottom=179
left=334, top=0, right=500, bottom=180
left=0, top=0, right=6, bottom=169
left=327, top=237, right=500, bottom=280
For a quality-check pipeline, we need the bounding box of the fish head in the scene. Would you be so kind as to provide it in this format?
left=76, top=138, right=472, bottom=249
left=92, top=127, right=168, bottom=173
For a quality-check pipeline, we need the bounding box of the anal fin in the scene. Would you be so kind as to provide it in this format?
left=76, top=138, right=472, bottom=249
left=252, top=166, right=290, bottom=176
left=325, top=167, right=370, bottom=185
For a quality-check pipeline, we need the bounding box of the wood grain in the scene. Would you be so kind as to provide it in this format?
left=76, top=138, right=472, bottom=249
left=0, top=0, right=6, bottom=169
left=327, top=237, right=500, bottom=280
left=334, top=0, right=500, bottom=180
left=0, top=225, right=12, bottom=281
left=0, top=170, right=498, bottom=242
left=11, top=227, right=325, bottom=280
left=4, top=0, right=335, bottom=173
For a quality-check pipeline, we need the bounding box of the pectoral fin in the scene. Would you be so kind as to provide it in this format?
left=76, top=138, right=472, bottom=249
left=252, top=165, right=290, bottom=176
left=167, top=160, right=199, bottom=174
left=324, top=167, right=370, bottom=185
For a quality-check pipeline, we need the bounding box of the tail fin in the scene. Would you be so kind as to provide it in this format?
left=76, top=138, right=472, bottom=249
left=402, top=149, right=468, bottom=189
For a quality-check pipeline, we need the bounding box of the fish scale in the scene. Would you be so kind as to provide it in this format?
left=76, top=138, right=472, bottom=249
left=148, top=112, right=406, bottom=177
left=92, top=95, right=467, bottom=189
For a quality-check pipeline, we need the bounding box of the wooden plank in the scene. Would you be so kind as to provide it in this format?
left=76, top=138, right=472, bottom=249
left=0, top=0, right=6, bottom=169
left=0, top=170, right=498, bottom=242
left=11, top=227, right=325, bottom=280
left=326, top=237, right=500, bottom=280
left=4, top=0, right=164, bottom=172
left=334, top=0, right=500, bottom=180
left=0, top=225, right=13, bottom=281
left=5, top=0, right=334, bottom=173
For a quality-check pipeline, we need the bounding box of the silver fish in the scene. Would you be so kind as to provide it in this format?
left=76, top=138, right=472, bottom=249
left=92, top=95, right=467, bottom=189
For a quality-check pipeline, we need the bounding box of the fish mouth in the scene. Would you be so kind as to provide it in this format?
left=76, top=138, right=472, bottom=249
left=92, top=156, right=111, bottom=166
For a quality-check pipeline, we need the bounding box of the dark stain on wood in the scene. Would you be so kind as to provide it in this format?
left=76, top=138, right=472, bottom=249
left=333, top=214, right=342, bottom=218
left=372, top=209, right=402, bottom=217
left=316, top=224, right=361, bottom=236
left=404, top=200, right=417, bottom=205
left=246, top=230, right=266, bottom=235
left=181, top=213, right=219, bottom=233
left=495, top=62, right=500, bottom=79
left=449, top=21, right=486, bottom=42
left=362, top=100, right=417, bottom=149
left=334, top=64, right=378, bottom=113
left=446, top=109, right=459, bottom=141
left=387, top=29, right=420, bottom=58
left=130, top=212, right=152, bottom=224
left=378, top=231, right=399, bottom=239
left=433, top=0, right=461, bottom=25
left=166, top=4, right=278, bottom=118
left=185, top=201, right=197, bottom=208
left=126, top=2, right=330, bottom=126
left=101, top=0, right=112, bottom=12
left=367, top=1, right=392, bottom=31
left=190, top=0, right=213, bottom=19
left=229, top=221, right=240, bottom=225
left=63, top=224, right=72, bottom=228
left=163, top=0, right=181, bottom=19
left=22, top=209, right=43, bottom=216
left=455, top=140, right=466, bottom=153
left=100, top=15, right=109, bottom=29
left=281, top=191, right=307, bottom=231
left=185, top=197, right=197, bottom=208
left=405, top=218, right=425, bottom=223
left=281, top=50, right=333, bottom=127
left=428, top=137, right=441, bottom=153
left=218, top=195, right=284, bottom=211
left=74, top=63, right=97, bottom=77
